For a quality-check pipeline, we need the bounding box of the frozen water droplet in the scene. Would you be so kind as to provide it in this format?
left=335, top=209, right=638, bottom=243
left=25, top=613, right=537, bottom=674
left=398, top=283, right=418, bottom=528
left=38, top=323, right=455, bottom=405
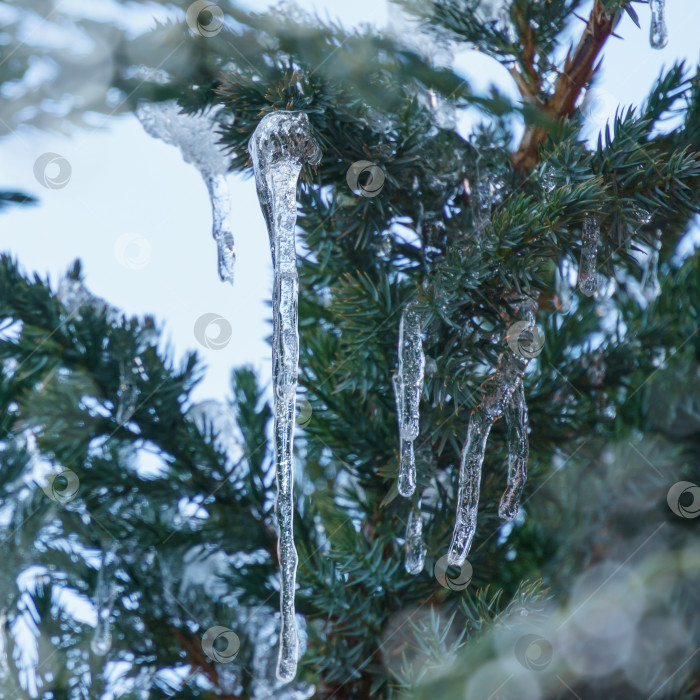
left=377, top=234, right=393, bottom=260
left=137, top=101, right=235, bottom=284
left=540, top=163, right=556, bottom=193
left=249, top=110, right=321, bottom=684
left=404, top=505, right=426, bottom=575
left=578, top=217, right=600, bottom=296
left=650, top=0, right=668, bottom=49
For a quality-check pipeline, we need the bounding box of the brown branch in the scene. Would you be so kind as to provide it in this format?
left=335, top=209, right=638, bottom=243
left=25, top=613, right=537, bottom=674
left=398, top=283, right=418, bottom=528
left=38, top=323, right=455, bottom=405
left=512, top=0, right=617, bottom=173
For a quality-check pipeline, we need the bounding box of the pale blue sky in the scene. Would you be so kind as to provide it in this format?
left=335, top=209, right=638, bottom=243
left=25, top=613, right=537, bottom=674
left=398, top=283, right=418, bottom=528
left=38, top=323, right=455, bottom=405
left=0, top=0, right=697, bottom=403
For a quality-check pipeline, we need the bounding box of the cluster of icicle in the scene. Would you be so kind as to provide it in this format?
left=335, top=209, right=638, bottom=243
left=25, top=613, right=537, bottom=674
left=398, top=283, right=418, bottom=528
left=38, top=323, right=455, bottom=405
left=136, top=101, right=235, bottom=284
left=248, top=111, right=321, bottom=683
left=393, top=296, right=535, bottom=572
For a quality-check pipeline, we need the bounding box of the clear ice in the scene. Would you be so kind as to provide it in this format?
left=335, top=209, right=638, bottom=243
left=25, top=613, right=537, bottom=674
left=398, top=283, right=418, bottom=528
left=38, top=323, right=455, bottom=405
left=249, top=111, right=321, bottom=683
left=91, top=547, right=118, bottom=657
left=498, top=381, right=529, bottom=521
left=136, top=100, right=235, bottom=284
left=650, top=0, right=668, bottom=50
left=404, top=503, right=426, bottom=575
left=641, top=233, right=661, bottom=301
left=578, top=216, right=600, bottom=297
left=0, top=610, right=9, bottom=675
left=394, top=303, right=425, bottom=497
left=448, top=299, right=535, bottom=566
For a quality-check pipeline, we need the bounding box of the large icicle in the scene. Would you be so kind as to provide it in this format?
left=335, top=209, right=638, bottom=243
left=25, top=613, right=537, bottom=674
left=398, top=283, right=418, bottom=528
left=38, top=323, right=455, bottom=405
left=136, top=101, right=235, bottom=284
left=249, top=111, right=321, bottom=683
left=498, top=381, right=529, bottom=521
left=448, top=298, right=535, bottom=566
left=649, top=0, right=668, bottom=50
left=578, top=216, right=600, bottom=297
left=394, top=302, right=425, bottom=497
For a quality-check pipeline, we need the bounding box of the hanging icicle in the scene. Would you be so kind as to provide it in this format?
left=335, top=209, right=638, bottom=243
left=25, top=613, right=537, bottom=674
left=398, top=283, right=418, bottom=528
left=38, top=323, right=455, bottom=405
left=0, top=610, right=10, bottom=675
left=249, top=110, right=321, bottom=684
left=394, top=302, right=425, bottom=498
left=404, top=501, right=426, bottom=575
left=136, top=100, right=235, bottom=284
left=649, top=0, right=668, bottom=50
left=498, top=382, right=529, bottom=521
left=448, top=297, right=536, bottom=566
left=641, top=231, right=662, bottom=302
left=91, top=545, right=118, bottom=657
left=578, top=216, right=600, bottom=297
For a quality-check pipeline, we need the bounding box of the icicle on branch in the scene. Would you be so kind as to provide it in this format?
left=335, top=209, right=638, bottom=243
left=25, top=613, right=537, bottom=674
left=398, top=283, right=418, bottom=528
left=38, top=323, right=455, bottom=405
left=649, top=0, right=668, bottom=50
left=578, top=216, right=600, bottom=297
left=448, top=297, right=536, bottom=566
left=0, top=610, right=9, bottom=675
left=498, top=381, right=529, bottom=521
left=136, top=101, right=235, bottom=284
left=394, top=302, right=425, bottom=498
left=91, top=544, right=118, bottom=657
left=249, top=111, right=321, bottom=684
